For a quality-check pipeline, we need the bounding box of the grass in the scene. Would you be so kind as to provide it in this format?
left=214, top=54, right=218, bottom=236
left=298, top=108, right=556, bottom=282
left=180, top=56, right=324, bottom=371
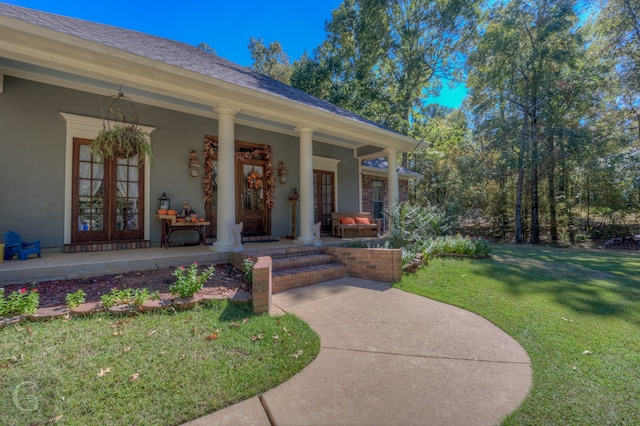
left=395, top=244, right=640, bottom=425
left=0, top=300, right=320, bottom=425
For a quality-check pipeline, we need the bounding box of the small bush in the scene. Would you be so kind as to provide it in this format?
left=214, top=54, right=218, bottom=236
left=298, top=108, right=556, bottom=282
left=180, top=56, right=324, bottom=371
left=426, top=235, right=492, bottom=257
left=66, top=289, right=87, bottom=309
left=0, top=288, right=39, bottom=316
left=100, top=287, right=159, bottom=308
left=170, top=262, right=215, bottom=298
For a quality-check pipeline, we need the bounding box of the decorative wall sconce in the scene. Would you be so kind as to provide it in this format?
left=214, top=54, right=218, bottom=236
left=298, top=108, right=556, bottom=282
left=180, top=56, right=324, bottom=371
left=277, top=161, right=287, bottom=184
left=189, top=150, right=201, bottom=177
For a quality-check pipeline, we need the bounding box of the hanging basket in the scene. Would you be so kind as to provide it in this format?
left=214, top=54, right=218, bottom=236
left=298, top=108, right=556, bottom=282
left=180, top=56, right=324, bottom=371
left=90, top=91, right=154, bottom=166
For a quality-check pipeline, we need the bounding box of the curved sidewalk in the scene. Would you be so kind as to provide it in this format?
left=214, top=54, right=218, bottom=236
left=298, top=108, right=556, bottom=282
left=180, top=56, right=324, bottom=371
left=186, top=278, right=532, bottom=426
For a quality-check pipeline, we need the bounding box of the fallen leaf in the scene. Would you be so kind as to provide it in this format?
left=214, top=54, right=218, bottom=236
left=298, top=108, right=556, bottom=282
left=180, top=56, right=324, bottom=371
left=113, top=330, right=122, bottom=337
left=230, top=321, right=240, bottom=328
left=291, top=350, right=303, bottom=359
left=273, top=334, right=279, bottom=339
left=97, top=367, right=112, bottom=378
left=180, top=354, right=186, bottom=360
left=206, top=332, right=219, bottom=341
left=283, top=326, right=288, bottom=333
left=582, top=350, right=592, bottom=355
left=25, top=326, right=33, bottom=336
left=124, top=346, right=132, bottom=353
left=49, top=414, right=63, bottom=423
left=242, top=318, right=249, bottom=324
left=571, top=365, right=578, bottom=371
left=130, top=372, right=140, bottom=382
left=251, top=333, right=264, bottom=342
left=160, top=351, right=167, bottom=355
left=147, top=329, right=157, bottom=337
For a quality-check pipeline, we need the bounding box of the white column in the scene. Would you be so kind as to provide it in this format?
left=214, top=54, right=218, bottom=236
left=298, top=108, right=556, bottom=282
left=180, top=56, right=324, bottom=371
left=211, top=107, right=240, bottom=252
left=386, top=148, right=399, bottom=233
left=295, top=127, right=315, bottom=245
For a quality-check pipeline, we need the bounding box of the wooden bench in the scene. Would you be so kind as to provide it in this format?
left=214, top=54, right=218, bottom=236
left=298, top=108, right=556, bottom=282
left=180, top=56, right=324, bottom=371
left=331, top=212, right=381, bottom=238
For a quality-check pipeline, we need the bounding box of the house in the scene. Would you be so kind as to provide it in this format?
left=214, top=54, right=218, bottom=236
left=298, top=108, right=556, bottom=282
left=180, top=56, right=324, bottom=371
left=0, top=3, right=420, bottom=253
left=361, top=158, right=422, bottom=231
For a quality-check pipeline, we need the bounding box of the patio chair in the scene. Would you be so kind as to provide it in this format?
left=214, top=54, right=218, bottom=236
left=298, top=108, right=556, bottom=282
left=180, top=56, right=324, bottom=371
left=4, top=231, right=41, bottom=261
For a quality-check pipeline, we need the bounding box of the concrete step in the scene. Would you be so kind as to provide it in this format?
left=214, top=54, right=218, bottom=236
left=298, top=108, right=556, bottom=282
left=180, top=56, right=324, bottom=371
left=271, top=253, right=335, bottom=272
left=272, top=263, right=348, bottom=293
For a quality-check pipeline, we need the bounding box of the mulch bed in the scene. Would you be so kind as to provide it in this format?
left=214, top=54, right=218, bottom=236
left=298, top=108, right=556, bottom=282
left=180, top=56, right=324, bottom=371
left=2, top=263, right=249, bottom=309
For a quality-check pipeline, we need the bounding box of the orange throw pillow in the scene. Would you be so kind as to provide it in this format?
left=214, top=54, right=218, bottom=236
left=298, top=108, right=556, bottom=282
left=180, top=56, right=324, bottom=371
left=354, top=217, right=370, bottom=225
left=339, top=217, right=356, bottom=225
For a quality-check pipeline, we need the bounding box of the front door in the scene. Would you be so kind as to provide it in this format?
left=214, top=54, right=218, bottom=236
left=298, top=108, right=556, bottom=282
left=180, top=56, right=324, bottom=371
left=71, top=138, right=144, bottom=243
left=237, top=159, right=268, bottom=236
left=313, top=169, right=335, bottom=234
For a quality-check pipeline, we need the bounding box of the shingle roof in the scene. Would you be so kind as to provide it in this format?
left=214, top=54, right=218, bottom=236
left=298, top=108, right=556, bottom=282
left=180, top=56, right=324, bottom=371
left=0, top=3, right=394, bottom=133
left=363, top=158, right=421, bottom=178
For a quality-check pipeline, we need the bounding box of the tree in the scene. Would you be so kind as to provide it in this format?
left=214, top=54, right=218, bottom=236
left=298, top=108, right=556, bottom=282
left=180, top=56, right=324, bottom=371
left=467, top=0, right=583, bottom=244
left=248, top=37, right=293, bottom=84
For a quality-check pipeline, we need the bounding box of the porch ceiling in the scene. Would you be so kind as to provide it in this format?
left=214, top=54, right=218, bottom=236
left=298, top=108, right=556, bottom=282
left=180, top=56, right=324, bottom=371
left=0, top=11, right=419, bottom=153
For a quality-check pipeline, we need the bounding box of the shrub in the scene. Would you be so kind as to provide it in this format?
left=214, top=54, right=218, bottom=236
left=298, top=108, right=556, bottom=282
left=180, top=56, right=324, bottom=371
left=426, top=235, right=492, bottom=257
left=170, top=262, right=215, bottom=298
left=100, top=287, right=159, bottom=308
left=0, top=288, right=39, bottom=316
left=242, top=257, right=255, bottom=284
left=66, top=289, right=87, bottom=309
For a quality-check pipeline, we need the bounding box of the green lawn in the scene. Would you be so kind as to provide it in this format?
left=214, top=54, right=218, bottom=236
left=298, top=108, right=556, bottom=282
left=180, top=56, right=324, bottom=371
left=1, top=300, right=320, bottom=425
left=395, top=244, right=640, bottom=425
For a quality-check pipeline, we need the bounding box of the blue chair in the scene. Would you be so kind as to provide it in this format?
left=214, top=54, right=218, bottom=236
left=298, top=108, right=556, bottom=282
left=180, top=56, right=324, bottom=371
left=4, top=231, right=41, bottom=261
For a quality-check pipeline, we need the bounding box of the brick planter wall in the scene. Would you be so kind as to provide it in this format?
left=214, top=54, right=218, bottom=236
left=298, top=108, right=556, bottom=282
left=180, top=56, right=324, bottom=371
left=322, top=247, right=402, bottom=283
left=251, top=256, right=272, bottom=314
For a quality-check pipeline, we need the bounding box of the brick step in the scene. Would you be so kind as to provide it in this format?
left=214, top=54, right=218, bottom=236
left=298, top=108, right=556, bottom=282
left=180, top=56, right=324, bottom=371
left=246, top=246, right=323, bottom=260
left=271, top=253, right=336, bottom=271
left=272, top=263, right=348, bottom=293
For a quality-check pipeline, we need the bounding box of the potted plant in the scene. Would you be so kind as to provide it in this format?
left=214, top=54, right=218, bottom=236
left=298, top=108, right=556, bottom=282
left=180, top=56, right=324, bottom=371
left=90, top=91, right=154, bottom=166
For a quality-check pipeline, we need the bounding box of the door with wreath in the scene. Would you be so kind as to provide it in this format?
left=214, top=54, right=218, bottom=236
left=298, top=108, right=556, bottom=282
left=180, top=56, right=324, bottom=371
left=237, top=159, right=268, bottom=236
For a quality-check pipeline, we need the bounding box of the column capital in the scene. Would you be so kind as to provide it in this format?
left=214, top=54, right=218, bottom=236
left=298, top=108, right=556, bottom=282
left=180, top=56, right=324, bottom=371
left=384, top=147, right=398, bottom=155
left=214, top=106, right=240, bottom=117
left=295, top=126, right=316, bottom=135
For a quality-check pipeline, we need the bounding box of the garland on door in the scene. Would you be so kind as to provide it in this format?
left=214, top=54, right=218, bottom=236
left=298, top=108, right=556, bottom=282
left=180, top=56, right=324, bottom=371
left=202, top=135, right=276, bottom=209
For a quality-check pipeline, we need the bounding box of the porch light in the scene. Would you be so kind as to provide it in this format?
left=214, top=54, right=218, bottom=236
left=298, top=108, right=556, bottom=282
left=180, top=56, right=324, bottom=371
left=189, top=150, right=201, bottom=177
left=157, top=192, right=170, bottom=211
left=278, top=161, right=287, bottom=184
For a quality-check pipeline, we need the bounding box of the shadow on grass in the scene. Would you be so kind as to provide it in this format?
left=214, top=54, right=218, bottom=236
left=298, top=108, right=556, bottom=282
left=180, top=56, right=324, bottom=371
left=470, top=245, right=640, bottom=324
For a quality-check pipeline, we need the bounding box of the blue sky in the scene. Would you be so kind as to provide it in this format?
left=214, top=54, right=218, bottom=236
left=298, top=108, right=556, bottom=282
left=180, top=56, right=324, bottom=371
left=3, top=0, right=465, bottom=107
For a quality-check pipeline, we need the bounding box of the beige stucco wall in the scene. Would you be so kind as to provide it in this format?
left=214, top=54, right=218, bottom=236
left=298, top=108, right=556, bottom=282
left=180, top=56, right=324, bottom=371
left=0, top=76, right=357, bottom=249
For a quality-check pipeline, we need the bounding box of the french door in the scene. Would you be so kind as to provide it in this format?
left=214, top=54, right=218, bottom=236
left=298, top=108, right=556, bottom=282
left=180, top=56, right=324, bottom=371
left=313, top=170, right=335, bottom=234
left=71, top=138, right=145, bottom=243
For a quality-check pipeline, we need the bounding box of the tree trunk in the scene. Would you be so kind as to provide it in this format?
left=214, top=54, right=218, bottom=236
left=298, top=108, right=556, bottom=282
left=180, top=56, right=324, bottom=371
left=529, top=106, right=541, bottom=245
left=515, top=117, right=526, bottom=244
left=547, top=134, right=558, bottom=243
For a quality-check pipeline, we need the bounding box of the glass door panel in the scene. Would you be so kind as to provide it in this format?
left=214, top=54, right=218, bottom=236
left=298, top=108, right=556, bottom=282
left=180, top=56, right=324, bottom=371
left=72, top=139, right=144, bottom=243
left=237, top=160, right=267, bottom=236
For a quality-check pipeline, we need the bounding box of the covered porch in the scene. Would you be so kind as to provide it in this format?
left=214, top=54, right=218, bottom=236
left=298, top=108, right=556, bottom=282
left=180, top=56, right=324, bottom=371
left=0, top=236, right=384, bottom=286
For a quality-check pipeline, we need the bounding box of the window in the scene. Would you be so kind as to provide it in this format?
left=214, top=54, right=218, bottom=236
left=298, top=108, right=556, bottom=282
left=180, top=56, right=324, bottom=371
left=372, top=180, right=384, bottom=220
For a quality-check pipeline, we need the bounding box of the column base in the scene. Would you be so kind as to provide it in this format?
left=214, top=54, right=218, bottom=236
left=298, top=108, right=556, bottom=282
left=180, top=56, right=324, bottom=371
left=209, top=240, right=243, bottom=253
left=293, top=236, right=314, bottom=246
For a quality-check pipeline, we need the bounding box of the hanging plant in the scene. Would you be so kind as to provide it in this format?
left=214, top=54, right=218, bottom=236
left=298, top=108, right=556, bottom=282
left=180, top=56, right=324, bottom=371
left=90, top=91, right=154, bottom=166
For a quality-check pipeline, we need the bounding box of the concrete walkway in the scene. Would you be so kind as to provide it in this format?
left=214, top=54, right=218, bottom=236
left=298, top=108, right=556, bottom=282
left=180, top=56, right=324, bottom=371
left=186, top=277, right=532, bottom=426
